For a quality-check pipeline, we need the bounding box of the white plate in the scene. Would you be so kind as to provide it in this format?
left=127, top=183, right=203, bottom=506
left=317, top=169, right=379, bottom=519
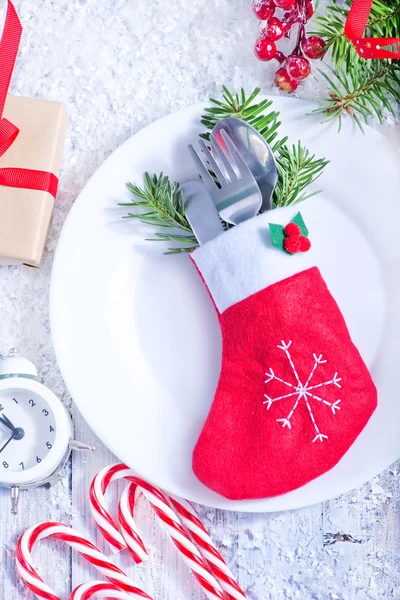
left=50, top=97, right=400, bottom=512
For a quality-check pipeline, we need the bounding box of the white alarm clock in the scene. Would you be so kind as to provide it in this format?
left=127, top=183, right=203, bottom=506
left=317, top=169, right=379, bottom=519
left=0, top=349, right=94, bottom=514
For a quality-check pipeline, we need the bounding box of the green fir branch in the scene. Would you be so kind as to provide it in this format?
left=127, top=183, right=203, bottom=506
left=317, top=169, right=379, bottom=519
left=201, top=87, right=328, bottom=207
left=121, top=172, right=197, bottom=254
left=200, top=86, right=287, bottom=154
left=312, top=0, right=400, bottom=127
left=123, top=88, right=328, bottom=252
left=313, top=62, right=400, bottom=131
left=274, top=142, right=328, bottom=206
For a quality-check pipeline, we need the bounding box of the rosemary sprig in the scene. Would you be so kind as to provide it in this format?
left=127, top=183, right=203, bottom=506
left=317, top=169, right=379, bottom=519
left=120, top=172, right=197, bottom=254
left=123, top=87, right=328, bottom=253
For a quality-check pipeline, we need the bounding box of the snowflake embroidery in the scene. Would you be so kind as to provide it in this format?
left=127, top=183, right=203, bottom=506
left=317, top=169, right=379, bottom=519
left=263, top=340, right=342, bottom=443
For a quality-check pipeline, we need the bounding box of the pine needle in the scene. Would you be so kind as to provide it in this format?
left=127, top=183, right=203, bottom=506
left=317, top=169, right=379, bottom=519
left=200, top=86, right=286, bottom=154
left=120, top=172, right=197, bottom=254
left=274, top=142, right=329, bottom=206
left=201, top=87, right=329, bottom=207
left=313, top=62, right=400, bottom=130
left=123, top=88, right=329, bottom=252
left=312, top=0, right=400, bottom=127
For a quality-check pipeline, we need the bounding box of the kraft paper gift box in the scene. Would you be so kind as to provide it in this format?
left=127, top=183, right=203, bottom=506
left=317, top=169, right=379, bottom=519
left=0, top=1, right=67, bottom=267
left=0, top=95, right=67, bottom=267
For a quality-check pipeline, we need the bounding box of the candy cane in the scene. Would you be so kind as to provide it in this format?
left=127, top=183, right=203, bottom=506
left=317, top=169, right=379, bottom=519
left=69, top=581, right=135, bottom=600
left=90, top=467, right=148, bottom=562
left=16, top=522, right=152, bottom=600
left=89, top=474, right=128, bottom=555
left=118, top=481, right=149, bottom=564
left=92, top=465, right=246, bottom=598
left=124, top=482, right=228, bottom=600
left=90, top=464, right=227, bottom=600
left=169, top=496, right=246, bottom=600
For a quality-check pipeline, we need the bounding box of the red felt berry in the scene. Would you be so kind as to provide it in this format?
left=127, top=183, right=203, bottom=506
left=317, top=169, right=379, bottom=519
left=274, top=67, right=299, bottom=93
left=254, top=37, right=277, bottom=61
left=302, top=36, right=327, bottom=59
left=252, top=0, right=275, bottom=21
left=284, top=222, right=301, bottom=237
left=286, top=55, right=311, bottom=80
left=264, top=17, right=285, bottom=41
left=283, top=236, right=301, bottom=254
left=299, top=236, right=311, bottom=252
left=306, top=1, right=314, bottom=19
left=274, top=0, right=295, bottom=9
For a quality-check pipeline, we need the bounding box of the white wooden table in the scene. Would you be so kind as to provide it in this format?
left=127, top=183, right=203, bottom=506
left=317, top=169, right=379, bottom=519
left=1, top=0, right=399, bottom=598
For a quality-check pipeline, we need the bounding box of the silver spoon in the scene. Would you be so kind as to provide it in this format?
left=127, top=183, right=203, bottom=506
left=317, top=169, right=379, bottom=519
left=212, top=117, right=278, bottom=212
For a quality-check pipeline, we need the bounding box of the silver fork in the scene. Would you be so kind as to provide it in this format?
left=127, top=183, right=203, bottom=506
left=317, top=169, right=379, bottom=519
left=188, top=130, right=262, bottom=226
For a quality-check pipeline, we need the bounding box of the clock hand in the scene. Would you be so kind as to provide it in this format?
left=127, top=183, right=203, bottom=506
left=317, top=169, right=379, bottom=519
left=0, top=414, right=24, bottom=441
left=0, top=413, right=17, bottom=432
left=0, top=434, right=14, bottom=454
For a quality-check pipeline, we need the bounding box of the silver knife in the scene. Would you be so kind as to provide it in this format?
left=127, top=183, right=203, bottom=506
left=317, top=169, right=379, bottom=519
left=181, top=179, right=224, bottom=245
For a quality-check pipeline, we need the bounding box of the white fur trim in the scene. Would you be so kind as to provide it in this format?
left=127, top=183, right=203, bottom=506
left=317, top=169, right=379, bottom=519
left=191, top=199, right=319, bottom=313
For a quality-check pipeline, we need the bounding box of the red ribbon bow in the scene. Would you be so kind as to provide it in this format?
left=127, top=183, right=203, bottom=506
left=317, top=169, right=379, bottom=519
left=0, top=0, right=59, bottom=199
left=345, top=0, right=400, bottom=59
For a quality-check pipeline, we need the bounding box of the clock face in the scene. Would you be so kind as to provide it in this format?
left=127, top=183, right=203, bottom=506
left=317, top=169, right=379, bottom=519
left=0, top=389, right=57, bottom=473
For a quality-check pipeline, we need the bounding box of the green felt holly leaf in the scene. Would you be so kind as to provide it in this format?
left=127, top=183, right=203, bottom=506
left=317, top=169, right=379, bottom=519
left=269, top=223, right=285, bottom=250
left=269, top=212, right=310, bottom=254
left=291, top=212, right=308, bottom=237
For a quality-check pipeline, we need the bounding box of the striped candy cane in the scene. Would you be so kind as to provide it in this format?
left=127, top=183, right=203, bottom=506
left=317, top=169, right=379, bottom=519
left=169, top=496, right=246, bottom=600
left=69, top=581, right=135, bottom=600
left=123, top=483, right=227, bottom=600
left=16, top=522, right=152, bottom=600
left=118, top=481, right=149, bottom=563
left=89, top=474, right=128, bottom=555
left=90, top=466, right=148, bottom=562
left=90, top=464, right=229, bottom=600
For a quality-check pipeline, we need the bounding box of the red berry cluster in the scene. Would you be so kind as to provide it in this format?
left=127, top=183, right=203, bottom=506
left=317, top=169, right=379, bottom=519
left=252, top=0, right=327, bottom=93
left=283, top=222, right=311, bottom=254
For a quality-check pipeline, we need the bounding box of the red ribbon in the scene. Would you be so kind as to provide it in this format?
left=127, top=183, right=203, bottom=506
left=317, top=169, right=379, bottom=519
left=0, top=0, right=59, bottom=198
left=344, top=0, right=400, bottom=59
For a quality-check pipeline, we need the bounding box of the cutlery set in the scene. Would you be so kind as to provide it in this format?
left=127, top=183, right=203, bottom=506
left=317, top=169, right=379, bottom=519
left=184, top=117, right=278, bottom=244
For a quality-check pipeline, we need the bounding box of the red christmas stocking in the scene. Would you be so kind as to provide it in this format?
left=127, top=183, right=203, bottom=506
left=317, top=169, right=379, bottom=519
left=190, top=203, right=377, bottom=500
